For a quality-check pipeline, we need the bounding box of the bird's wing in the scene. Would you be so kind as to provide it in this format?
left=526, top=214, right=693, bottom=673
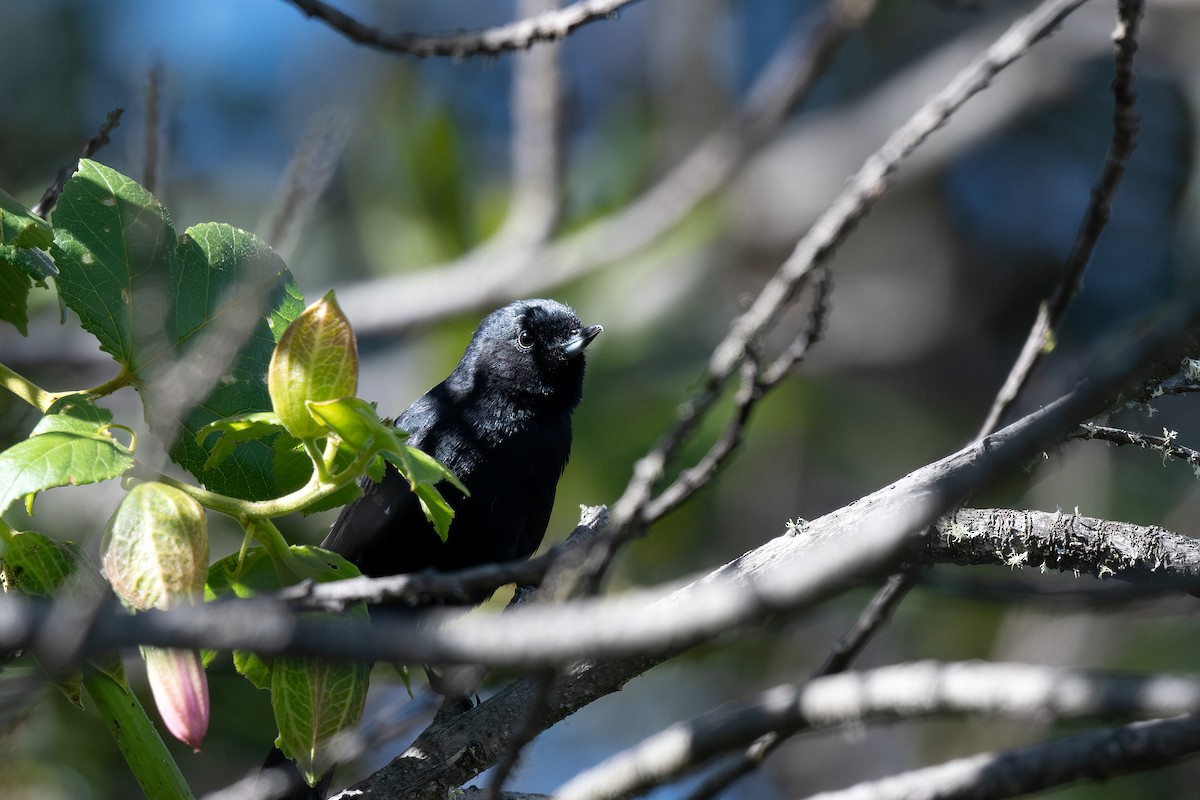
left=319, top=396, right=438, bottom=566
left=319, top=461, right=417, bottom=566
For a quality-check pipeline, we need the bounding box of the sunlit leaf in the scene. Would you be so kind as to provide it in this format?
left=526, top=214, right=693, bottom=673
left=0, top=187, right=52, bottom=249
left=51, top=160, right=305, bottom=499
left=0, top=431, right=133, bottom=515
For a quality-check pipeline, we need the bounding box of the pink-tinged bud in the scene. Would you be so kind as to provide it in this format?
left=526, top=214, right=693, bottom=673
left=143, top=646, right=209, bottom=752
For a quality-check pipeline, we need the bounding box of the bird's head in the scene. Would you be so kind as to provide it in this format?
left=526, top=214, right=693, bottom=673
left=454, top=299, right=602, bottom=410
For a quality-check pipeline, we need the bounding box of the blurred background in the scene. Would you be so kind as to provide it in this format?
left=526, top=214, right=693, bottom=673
left=3, top=0, right=1200, bottom=797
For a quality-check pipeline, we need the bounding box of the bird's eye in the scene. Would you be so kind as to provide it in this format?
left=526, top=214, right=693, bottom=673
left=516, top=328, right=535, bottom=350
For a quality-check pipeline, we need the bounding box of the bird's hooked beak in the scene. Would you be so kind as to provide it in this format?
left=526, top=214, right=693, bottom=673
left=562, top=324, right=603, bottom=359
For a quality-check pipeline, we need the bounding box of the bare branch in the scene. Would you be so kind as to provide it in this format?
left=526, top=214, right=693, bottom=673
left=814, top=570, right=918, bottom=678
left=337, top=0, right=876, bottom=337
left=32, top=108, right=124, bottom=218
left=488, top=0, right=565, bottom=249
left=554, top=662, right=1200, bottom=800
left=686, top=569, right=918, bottom=800
left=640, top=266, right=834, bottom=526
left=706, top=0, right=1095, bottom=388
left=1073, top=422, right=1200, bottom=471
left=7, top=291, right=1194, bottom=673
left=803, top=716, right=1200, bottom=800
left=929, top=507, right=1200, bottom=589
left=976, top=0, right=1145, bottom=438
left=275, top=506, right=607, bottom=612
left=603, top=0, right=1096, bottom=581
left=281, top=0, right=643, bottom=58
left=482, top=670, right=558, bottom=800
left=261, top=111, right=351, bottom=260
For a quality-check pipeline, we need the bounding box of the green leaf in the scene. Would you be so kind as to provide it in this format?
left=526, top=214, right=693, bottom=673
left=1, top=529, right=100, bottom=597
left=206, top=545, right=363, bottom=691
left=51, top=160, right=306, bottom=500
left=384, top=445, right=467, bottom=543
left=0, top=431, right=134, bottom=515
left=387, top=444, right=468, bottom=496
left=305, top=397, right=389, bottom=453
left=51, top=160, right=175, bottom=369
left=1, top=241, right=57, bottom=280
left=272, top=431, right=316, bottom=497
left=32, top=394, right=115, bottom=436
left=1, top=530, right=106, bottom=708
left=206, top=544, right=361, bottom=601
left=307, top=397, right=464, bottom=539
left=101, top=482, right=208, bottom=611
left=0, top=188, right=52, bottom=249
left=194, top=412, right=287, bottom=470
left=0, top=244, right=56, bottom=334
left=268, top=291, right=358, bottom=440
left=413, top=484, right=456, bottom=543
left=271, top=654, right=370, bottom=786
left=234, top=650, right=274, bottom=692
left=151, top=223, right=305, bottom=500
left=0, top=258, right=31, bottom=335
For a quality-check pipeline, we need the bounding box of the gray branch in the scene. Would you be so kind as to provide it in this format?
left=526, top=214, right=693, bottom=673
left=802, top=715, right=1200, bottom=800
left=554, top=661, right=1200, bottom=800
left=282, top=0, right=643, bottom=58
left=929, top=508, right=1200, bottom=590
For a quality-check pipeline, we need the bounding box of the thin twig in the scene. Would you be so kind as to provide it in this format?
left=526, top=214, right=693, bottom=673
left=975, top=0, right=1144, bottom=438
left=336, top=0, right=876, bottom=337
left=685, top=569, right=918, bottom=800
left=1073, top=422, right=1200, bottom=471
left=706, top=0, right=1094, bottom=390
left=282, top=0, right=642, bottom=58
left=276, top=506, right=608, bottom=611
left=814, top=569, right=918, bottom=676
left=261, top=112, right=352, bottom=259
left=641, top=266, right=833, bottom=525
left=609, top=0, right=1092, bottom=557
left=32, top=108, right=124, bottom=218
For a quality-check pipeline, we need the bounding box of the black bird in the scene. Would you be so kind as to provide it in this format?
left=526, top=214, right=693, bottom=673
left=322, top=298, right=602, bottom=582
left=266, top=299, right=600, bottom=798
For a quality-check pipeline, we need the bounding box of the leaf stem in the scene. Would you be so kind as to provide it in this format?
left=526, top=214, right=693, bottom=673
left=86, top=368, right=133, bottom=398
left=303, top=437, right=331, bottom=483
left=0, top=362, right=57, bottom=412
left=83, top=666, right=196, bottom=800
left=130, top=448, right=372, bottom=520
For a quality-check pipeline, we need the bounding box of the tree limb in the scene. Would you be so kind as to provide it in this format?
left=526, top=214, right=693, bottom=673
left=554, top=661, right=1200, bottom=800
left=803, top=715, right=1200, bottom=800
